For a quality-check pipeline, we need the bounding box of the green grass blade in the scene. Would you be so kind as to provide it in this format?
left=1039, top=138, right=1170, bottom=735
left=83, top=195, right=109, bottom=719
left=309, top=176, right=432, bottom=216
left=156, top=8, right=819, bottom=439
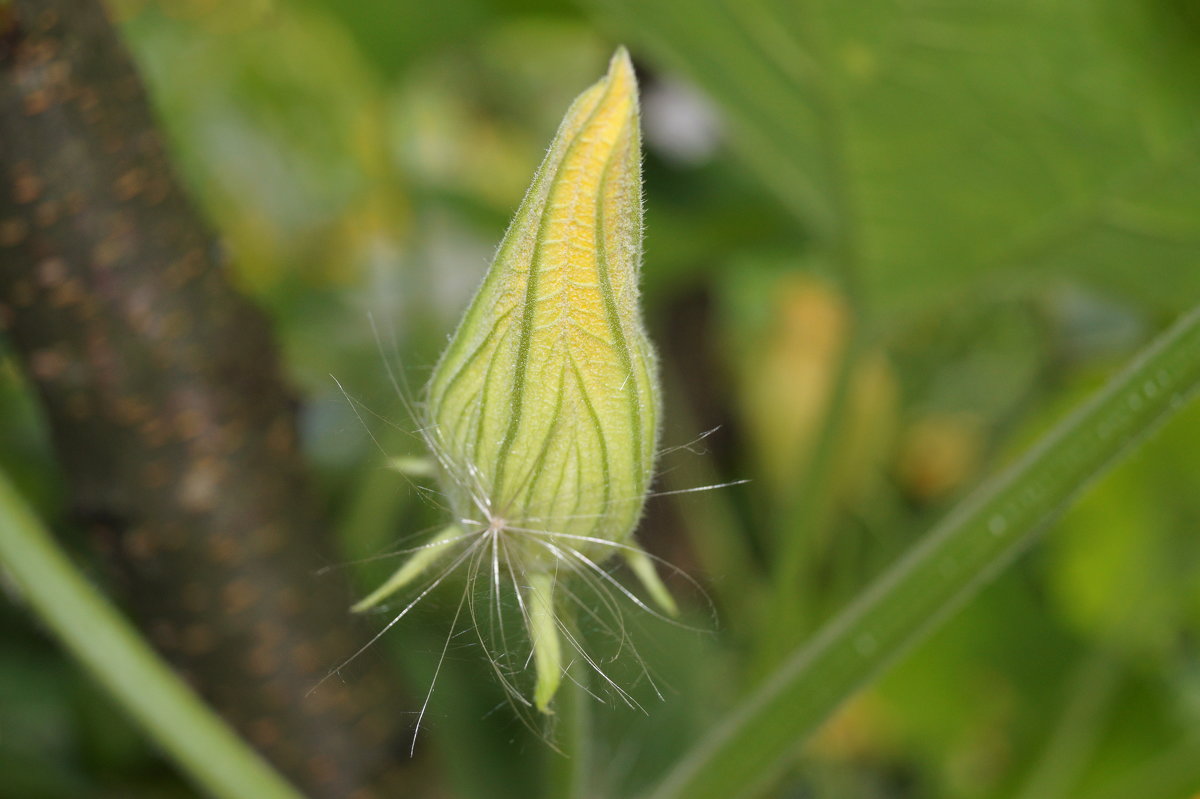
left=0, top=471, right=303, bottom=799
left=647, top=305, right=1200, bottom=799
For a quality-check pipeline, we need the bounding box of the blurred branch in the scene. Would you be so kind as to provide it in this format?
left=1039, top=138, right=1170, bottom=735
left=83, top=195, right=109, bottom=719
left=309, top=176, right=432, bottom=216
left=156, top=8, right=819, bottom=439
left=0, top=468, right=302, bottom=799
left=0, top=2, right=408, bottom=796
left=645, top=305, right=1200, bottom=799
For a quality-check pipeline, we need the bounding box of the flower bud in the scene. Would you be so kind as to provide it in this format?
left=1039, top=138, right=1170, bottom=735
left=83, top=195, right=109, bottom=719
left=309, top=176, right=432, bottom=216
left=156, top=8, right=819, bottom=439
left=427, top=47, right=659, bottom=570
left=357, top=48, right=671, bottom=712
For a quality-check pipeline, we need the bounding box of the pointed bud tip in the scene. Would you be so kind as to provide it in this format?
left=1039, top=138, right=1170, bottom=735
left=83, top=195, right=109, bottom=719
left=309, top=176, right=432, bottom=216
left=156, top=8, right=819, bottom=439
left=607, top=46, right=637, bottom=94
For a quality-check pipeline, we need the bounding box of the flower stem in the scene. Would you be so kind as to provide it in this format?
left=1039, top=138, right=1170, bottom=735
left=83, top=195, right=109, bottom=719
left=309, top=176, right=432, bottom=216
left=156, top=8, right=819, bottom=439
left=544, top=665, right=593, bottom=799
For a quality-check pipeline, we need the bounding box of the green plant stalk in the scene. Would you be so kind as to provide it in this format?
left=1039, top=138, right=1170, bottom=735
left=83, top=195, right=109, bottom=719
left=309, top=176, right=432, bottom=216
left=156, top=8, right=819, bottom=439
left=647, top=305, right=1200, bottom=799
left=0, top=471, right=303, bottom=799
left=1014, top=649, right=1121, bottom=799
left=758, top=322, right=866, bottom=669
left=660, top=363, right=760, bottom=623
left=1084, top=734, right=1200, bottom=799
left=543, top=664, right=593, bottom=799
left=336, top=426, right=418, bottom=565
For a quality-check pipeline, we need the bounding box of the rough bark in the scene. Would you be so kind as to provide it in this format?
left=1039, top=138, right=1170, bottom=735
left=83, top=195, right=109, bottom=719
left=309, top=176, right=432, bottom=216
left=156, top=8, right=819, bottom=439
left=0, top=3, right=409, bottom=796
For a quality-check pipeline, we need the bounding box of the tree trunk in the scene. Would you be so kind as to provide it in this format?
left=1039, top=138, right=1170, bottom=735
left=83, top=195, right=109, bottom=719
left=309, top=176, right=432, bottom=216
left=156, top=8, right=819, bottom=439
left=0, top=2, right=410, bottom=796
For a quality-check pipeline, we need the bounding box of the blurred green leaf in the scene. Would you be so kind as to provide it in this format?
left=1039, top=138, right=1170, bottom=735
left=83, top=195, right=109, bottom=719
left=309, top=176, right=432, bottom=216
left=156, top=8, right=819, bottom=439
left=589, top=0, right=1200, bottom=315
left=293, top=0, right=581, bottom=80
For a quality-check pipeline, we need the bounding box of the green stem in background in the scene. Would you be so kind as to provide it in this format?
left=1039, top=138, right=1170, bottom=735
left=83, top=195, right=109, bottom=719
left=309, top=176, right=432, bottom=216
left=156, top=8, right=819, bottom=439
left=1085, top=734, right=1200, bottom=799
left=646, top=306, right=1200, bottom=799
left=747, top=0, right=868, bottom=663
left=660, top=364, right=760, bottom=623
left=335, top=428, right=419, bottom=565
left=0, top=471, right=303, bottom=799
left=1014, top=650, right=1121, bottom=799
left=544, top=665, right=593, bottom=799
left=759, top=322, right=866, bottom=668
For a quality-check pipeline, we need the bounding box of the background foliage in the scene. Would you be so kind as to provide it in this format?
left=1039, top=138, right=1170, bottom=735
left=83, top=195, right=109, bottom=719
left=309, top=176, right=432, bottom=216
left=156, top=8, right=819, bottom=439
left=2, top=0, right=1199, bottom=797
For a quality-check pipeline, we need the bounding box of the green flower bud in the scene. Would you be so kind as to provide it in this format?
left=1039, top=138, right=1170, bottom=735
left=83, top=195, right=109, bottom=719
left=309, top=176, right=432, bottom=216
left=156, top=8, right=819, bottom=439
left=356, top=48, right=673, bottom=713
left=428, top=47, right=658, bottom=571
